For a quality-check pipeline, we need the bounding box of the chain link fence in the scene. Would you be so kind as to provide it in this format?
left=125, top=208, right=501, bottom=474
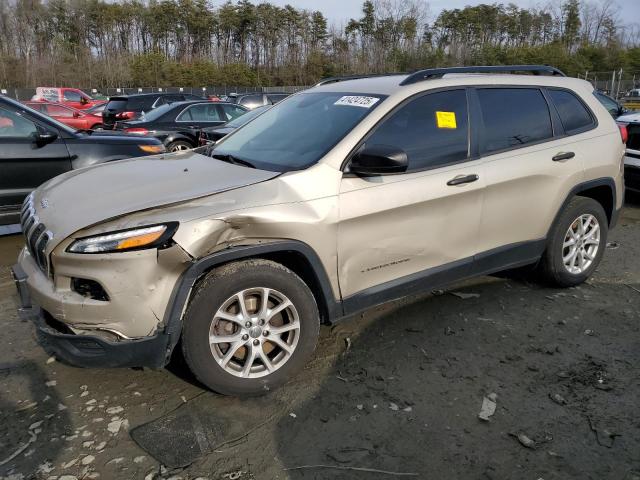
left=0, top=85, right=309, bottom=101
left=582, top=70, right=640, bottom=99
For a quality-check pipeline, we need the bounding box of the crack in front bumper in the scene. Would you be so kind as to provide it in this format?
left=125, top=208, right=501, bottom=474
left=11, top=263, right=170, bottom=369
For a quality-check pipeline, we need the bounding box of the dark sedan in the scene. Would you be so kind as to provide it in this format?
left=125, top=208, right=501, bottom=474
left=102, top=92, right=207, bottom=129
left=115, top=101, right=248, bottom=152
left=199, top=105, right=271, bottom=145
left=0, top=95, right=165, bottom=226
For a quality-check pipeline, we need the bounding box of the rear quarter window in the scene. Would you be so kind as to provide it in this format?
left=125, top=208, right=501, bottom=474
left=548, top=89, right=594, bottom=134
left=478, top=88, right=553, bottom=154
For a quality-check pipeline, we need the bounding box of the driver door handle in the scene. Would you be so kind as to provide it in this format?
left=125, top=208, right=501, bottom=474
left=447, top=174, right=479, bottom=186
left=552, top=152, right=575, bottom=162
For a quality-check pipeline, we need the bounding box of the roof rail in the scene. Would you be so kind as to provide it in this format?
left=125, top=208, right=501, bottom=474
left=400, top=65, right=566, bottom=86
left=315, top=73, right=403, bottom=87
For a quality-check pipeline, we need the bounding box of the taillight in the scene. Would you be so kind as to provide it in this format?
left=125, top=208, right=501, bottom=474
left=618, top=123, right=628, bottom=143
left=124, top=127, right=149, bottom=135
left=199, top=131, right=207, bottom=146
left=116, top=111, right=136, bottom=120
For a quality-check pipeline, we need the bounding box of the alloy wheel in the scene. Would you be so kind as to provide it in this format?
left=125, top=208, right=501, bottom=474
left=170, top=143, right=190, bottom=152
left=208, top=288, right=300, bottom=378
left=562, top=214, right=601, bottom=274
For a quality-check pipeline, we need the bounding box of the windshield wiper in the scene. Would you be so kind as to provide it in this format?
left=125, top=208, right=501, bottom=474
left=211, top=153, right=256, bottom=169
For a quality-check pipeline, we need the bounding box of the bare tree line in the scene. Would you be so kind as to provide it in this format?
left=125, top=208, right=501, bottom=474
left=0, top=0, right=638, bottom=88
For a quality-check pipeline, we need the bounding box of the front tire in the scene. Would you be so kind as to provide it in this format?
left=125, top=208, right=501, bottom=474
left=539, top=196, right=608, bottom=287
left=181, top=259, right=320, bottom=396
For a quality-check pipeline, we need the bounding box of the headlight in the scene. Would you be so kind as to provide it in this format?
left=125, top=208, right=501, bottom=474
left=139, top=144, right=166, bottom=154
left=67, top=223, right=178, bottom=254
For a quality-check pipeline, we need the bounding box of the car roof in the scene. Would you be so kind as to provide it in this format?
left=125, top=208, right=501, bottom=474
left=166, top=100, right=239, bottom=107
left=311, top=73, right=593, bottom=97
left=108, top=92, right=203, bottom=100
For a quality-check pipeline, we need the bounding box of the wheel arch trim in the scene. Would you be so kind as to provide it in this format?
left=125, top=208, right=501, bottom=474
left=161, top=240, right=342, bottom=363
left=548, top=177, right=618, bottom=240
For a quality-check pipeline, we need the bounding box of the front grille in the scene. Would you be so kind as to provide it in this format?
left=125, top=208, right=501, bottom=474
left=20, top=193, right=53, bottom=276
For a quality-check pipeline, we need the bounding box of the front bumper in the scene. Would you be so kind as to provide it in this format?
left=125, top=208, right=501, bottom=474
left=11, top=263, right=170, bottom=368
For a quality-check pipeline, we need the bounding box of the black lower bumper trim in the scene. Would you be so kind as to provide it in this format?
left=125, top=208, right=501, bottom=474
left=12, top=263, right=169, bottom=368
left=35, top=309, right=170, bottom=368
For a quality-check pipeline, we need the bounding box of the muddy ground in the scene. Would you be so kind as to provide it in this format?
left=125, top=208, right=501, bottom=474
left=1, top=203, right=639, bottom=480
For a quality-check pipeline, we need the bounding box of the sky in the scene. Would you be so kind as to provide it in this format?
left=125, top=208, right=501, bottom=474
left=212, top=0, right=640, bottom=26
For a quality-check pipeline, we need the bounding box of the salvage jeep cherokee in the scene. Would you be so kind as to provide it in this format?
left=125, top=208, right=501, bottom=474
left=12, top=65, right=625, bottom=396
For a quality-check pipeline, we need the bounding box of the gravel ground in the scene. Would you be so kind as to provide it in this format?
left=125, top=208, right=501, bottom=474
left=1, top=201, right=639, bottom=480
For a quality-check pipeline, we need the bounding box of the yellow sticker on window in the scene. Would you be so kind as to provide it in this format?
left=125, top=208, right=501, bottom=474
left=436, top=111, right=457, bottom=129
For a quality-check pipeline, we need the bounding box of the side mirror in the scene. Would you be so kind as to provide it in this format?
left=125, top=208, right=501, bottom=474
left=80, top=97, right=88, bottom=104
left=34, top=128, right=58, bottom=146
left=349, top=144, right=408, bottom=175
left=73, top=111, right=80, bottom=118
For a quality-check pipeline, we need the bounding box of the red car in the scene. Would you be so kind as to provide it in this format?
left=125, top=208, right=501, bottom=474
left=31, top=87, right=104, bottom=110
left=25, top=102, right=104, bottom=130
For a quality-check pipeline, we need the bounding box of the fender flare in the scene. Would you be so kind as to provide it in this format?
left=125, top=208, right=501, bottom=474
left=546, top=177, right=618, bottom=242
left=161, top=240, right=342, bottom=363
left=164, top=132, right=197, bottom=148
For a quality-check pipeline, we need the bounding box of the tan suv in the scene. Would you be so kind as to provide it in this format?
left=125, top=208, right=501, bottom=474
left=12, top=65, right=625, bottom=395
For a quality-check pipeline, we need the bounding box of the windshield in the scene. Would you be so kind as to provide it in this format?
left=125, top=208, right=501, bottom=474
left=213, top=92, right=386, bottom=171
left=226, top=105, right=269, bottom=128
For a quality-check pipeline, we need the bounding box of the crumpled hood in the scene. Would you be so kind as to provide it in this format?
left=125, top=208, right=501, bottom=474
left=32, top=151, right=279, bottom=249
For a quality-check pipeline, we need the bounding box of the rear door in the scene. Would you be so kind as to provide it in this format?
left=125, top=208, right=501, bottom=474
left=474, top=87, right=591, bottom=262
left=0, top=105, right=70, bottom=224
left=176, top=103, right=226, bottom=131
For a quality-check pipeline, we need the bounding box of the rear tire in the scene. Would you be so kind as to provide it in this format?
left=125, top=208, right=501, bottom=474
left=181, top=259, right=320, bottom=396
left=167, top=140, right=193, bottom=152
left=538, top=196, right=608, bottom=287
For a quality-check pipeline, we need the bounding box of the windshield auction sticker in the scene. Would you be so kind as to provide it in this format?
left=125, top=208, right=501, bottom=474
left=436, top=111, right=457, bottom=129
left=335, top=96, right=380, bottom=108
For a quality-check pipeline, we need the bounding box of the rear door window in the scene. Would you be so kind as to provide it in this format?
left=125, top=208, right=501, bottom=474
left=549, top=89, right=595, bottom=133
left=177, top=104, right=223, bottom=122
left=365, top=89, right=469, bottom=171
left=477, top=88, right=553, bottom=154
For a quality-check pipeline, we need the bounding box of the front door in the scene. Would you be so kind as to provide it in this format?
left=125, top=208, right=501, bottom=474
left=0, top=105, right=71, bottom=224
left=337, top=89, right=485, bottom=311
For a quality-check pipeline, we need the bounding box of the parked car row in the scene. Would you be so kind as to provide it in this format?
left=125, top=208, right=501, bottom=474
left=113, top=100, right=248, bottom=151
left=0, top=96, right=165, bottom=225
